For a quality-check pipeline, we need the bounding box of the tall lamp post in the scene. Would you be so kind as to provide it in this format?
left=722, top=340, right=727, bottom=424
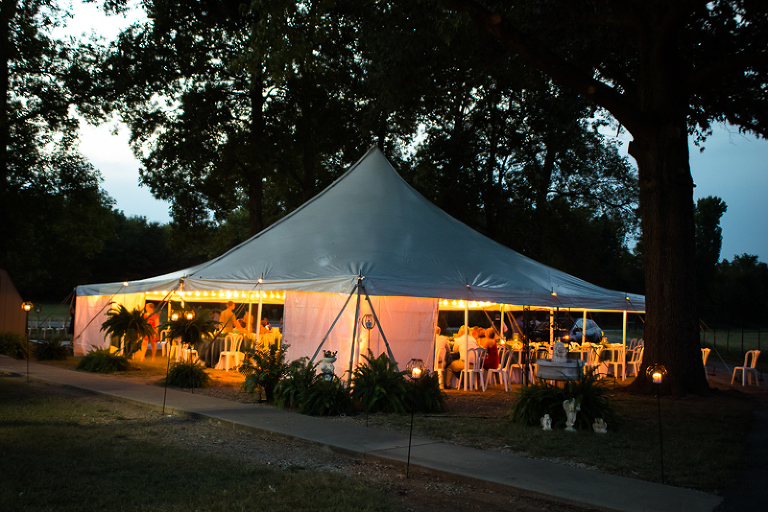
left=22, top=302, right=33, bottom=382
left=646, top=363, right=668, bottom=484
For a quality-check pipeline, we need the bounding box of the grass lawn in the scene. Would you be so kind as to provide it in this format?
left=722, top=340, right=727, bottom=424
left=8, top=354, right=761, bottom=498
left=352, top=378, right=756, bottom=494
left=0, top=376, right=402, bottom=512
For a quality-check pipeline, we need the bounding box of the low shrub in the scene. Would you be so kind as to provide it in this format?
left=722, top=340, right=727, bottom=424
left=351, top=350, right=407, bottom=414
left=275, top=357, right=353, bottom=416
left=0, top=332, right=29, bottom=359
left=300, top=377, right=353, bottom=416
left=275, top=357, right=323, bottom=409
left=163, top=360, right=211, bottom=388
left=509, top=369, right=617, bottom=430
left=35, top=338, right=71, bottom=361
left=76, top=348, right=129, bottom=373
left=240, top=343, right=290, bottom=402
left=405, top=371, right=445, bottom=413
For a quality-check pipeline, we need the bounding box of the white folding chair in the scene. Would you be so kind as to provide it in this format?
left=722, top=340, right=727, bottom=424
left=485, top=349, right=514, bottom=391
left=626, top=346, right=644, bottom=377
left=605, top=346, right=625, bottom=380
left=731, top=350, right=761, bottom=386
left=459, top=348, right=487, bottom=391
left=218, top=333, right=244, bottom=371
left=434, top=346, right=448, bottom=389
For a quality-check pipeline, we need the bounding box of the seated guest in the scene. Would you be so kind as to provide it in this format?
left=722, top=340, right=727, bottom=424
left=481, top=328, right=500, bottom=370
left=259, top=317, right=270, bottom=335
left=446, top=325, right=478, bottom=388
left=434, top=327, right=452, bottom=369
left=240, top=311, right=255, bottom=333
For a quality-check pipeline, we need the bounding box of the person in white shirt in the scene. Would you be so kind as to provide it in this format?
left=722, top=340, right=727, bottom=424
left=446, top=325, right=478, bottom=388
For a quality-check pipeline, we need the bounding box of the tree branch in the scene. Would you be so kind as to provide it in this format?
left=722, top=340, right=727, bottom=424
left=688, top=52, right=768, bottom=92
left=447, top=0, right=646, bottom=137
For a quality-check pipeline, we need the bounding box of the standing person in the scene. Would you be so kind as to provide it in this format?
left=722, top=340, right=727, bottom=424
left=219, top=301, right=239, bottom=334
left=144, top=303, right=159, bottom=360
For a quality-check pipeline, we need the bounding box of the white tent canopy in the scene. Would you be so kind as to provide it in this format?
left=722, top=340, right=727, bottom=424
left=75, top=146, right=644, bottom=366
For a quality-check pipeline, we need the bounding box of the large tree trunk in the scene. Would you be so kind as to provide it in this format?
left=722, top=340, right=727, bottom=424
left=629, top=130, right=709, bottom=395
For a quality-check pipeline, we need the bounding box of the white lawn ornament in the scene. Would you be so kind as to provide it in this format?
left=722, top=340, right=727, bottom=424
left=540, top=414, right=552, bottom=431
left=563, top=398, right=581, bottom=432
left=593, top=418, right=608, bottom=434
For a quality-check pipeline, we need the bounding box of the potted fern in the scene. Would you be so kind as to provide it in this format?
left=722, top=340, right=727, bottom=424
left=161, top=308, right=218, bottom=361
left=100, top=303, right=155, bottom=358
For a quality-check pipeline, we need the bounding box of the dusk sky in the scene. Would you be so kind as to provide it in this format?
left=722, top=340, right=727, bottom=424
left=67, top=3, right=768, bottom=263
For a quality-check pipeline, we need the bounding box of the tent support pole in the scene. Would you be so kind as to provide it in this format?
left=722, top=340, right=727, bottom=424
left=500, top=304, right=505, bottom=339
left=583, top=310, right=588, bottom=344
left=310, top=284, right=358, bottom=363
left=347, top=280, right=363, bottom=386
left=463, top=301, right=469, bottom=390
left=256, top=292, right=263, bottom=347
left=361, top=286, right=398, bottom=371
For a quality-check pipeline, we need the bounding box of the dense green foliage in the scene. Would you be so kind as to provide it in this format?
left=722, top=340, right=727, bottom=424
left=0, top=1, right=116, bottom=300
left=275, top=358, right=352, bottom=416
left=275, top=357, right=322, bottom=409
left=100, top=303, right=154, bottom=356
left=160, top=308, right=218, bottom=352
left=510, top=371, right=617, bottom=431
left=76, top=348, right=129, bottom=373
left=351, top=351, right=408, bottom=414
left=240, top=343, right=291, bottom=402
left=163, top=360, right=211, bottom=389
left=0, top=332, right=28, bottom=359
left=448, top=0, right=768, bottom=394
left=298, top=377, right=354, bottom=417
left=34, top=338, right=71, bottom=361
left=405, top=371, right=445, bottom=414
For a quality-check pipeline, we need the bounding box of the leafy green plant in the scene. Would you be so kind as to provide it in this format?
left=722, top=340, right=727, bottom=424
left=509, top=369, right=618, bottom=430
left=76, top=348, right=129, bottom=373
left=100, top=303, right=154, bottom=357
left=163, top=360, right=212, bottom=388
left=275, top=358, right=352, bottom=416
left=160, top=307, right=218, bottom=357
left=34, top=338, right=71, bottom=361
left=351, top=350, right=407, bottom=414
left=406, top=371, right=445, bottom=413
left=0, top=332, right=29, bottom=359
left=240, top=343, right=290, bottom=402
left=275, top=357, right=323, bottom=409
left=300, top=377, right=352, bottom=416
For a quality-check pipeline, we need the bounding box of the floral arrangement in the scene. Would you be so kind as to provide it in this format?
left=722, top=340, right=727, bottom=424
left=323, top=350, right=337, bottom=358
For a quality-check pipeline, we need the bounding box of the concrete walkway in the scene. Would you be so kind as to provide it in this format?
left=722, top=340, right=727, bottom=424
left=0, top=356, right=724, bottom=512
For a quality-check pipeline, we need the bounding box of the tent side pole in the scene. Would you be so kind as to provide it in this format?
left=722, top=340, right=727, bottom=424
left=500, top=304, right=505, bottom=339
left=463, top=301, right=469, bottom=390
left=310, top=284, right=358, bottom=363
left=347, top=282, right=362, bottom=385
left=583, top=310, right=588, bottom=344
left=623, top=310, right=628, bottom=347
left=256, top=292, right=263, bottom=346
left=362, top=287, right=398, bottom=371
